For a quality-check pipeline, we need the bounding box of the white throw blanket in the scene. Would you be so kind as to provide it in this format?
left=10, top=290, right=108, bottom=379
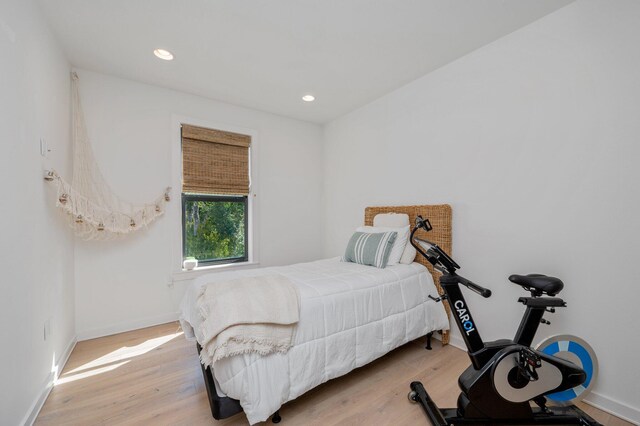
left=197, top=274, right=300, bottom=367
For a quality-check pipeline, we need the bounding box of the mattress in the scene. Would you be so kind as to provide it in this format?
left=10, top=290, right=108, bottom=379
left=179, top=257, right=449, bottom=424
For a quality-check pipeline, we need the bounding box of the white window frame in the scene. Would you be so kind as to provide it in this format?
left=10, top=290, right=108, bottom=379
left=170, top=115, right=259, bottom=279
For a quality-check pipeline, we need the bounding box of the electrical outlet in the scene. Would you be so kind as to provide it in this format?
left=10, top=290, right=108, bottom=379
left=44, top=319, right=51, bottom=341
left=40, top=138, right=48, bottom=157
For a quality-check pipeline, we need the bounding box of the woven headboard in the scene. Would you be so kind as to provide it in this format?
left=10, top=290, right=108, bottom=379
left=364, top=204, right=452, bottom=345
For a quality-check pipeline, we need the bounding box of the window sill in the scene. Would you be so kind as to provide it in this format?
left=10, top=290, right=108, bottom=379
left=172, top=261, right=260, bottom=282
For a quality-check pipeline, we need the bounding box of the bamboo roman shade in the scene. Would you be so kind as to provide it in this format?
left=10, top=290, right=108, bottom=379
left=181, top=124, right=251, bottom=195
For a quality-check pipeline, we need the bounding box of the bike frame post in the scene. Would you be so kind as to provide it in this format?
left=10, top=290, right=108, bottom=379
left=514, top=306, right=545, bottom=347
left=440, top=275, right=486, bottom=368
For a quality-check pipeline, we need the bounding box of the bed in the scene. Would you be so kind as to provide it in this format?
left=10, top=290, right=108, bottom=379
left=179, top=204, right=453, bottom=424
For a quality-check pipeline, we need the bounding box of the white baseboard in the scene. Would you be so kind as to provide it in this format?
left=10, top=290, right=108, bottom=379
left=22, top=336, right=77, bottom=426
left=447, top=332, right=466, bottom=351
left=443, top=333, right=639, bottom=424
left=77, top=312, right=179, bottom=341
left=583, top=391, right=640, bottom=425
left=22, top=313, right=180, bottom=425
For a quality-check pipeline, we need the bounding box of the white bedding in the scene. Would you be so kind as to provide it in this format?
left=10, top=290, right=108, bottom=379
left=179, top=257, right=449, bottom=424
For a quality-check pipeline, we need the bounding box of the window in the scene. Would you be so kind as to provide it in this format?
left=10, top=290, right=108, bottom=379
left=182, top=194, right=248, bottom=264
left=181, top=124, right=251, bottom=266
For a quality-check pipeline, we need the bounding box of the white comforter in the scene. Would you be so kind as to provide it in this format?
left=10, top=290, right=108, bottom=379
left=179, top=258, right=449, bottom=424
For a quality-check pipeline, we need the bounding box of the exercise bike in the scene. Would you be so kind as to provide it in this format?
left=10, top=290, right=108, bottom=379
left=407, top=216, right=602, bottom=426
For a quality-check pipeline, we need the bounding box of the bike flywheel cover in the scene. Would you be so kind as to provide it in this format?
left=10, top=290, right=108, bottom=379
left=536, top=334, right=598, bottom=404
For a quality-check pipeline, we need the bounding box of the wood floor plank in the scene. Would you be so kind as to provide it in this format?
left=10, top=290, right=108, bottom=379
left=36, top=322, right=632, bottom=425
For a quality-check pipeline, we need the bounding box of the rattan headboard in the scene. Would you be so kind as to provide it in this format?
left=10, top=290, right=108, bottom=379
left=365, top=204, right=452, bottom=345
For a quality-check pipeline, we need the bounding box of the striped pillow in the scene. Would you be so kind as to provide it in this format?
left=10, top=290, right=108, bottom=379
left=342, top=231, right=397, bottom=268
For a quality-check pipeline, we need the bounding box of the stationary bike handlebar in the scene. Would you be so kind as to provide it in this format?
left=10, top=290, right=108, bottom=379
left=411, top=216, right=491, bottom=298
left=456, top=275, right=492, bottom=298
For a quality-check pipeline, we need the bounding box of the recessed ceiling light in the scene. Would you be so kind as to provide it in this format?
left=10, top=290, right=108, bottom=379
left=302, top=95, right=315, bottom=102
left=153, top=48, right=174, bottom=61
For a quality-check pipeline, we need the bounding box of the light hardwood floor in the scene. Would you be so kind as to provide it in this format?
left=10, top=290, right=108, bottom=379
left=37, top=322, right=630, bottom=425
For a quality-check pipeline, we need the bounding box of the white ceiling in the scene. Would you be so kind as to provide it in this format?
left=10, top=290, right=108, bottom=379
left=38, top=0, right=573, bottom=123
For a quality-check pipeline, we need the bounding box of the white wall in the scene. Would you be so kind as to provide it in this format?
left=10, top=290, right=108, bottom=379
left=323, top=0, right=640, bottom=421
left=73, top=69, right=324, bottom=339
left=0, top=1, right=75, bottom=425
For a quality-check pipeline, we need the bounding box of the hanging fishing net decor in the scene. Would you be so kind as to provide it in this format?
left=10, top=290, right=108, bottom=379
left=44, top=72, right=170, bottom=240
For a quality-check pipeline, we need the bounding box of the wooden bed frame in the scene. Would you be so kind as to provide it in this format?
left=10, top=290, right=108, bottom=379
left=199, top=204, right=453, bottom=420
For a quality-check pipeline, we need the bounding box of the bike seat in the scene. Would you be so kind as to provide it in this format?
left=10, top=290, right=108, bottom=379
left=508, top=274, right=564, bottom=296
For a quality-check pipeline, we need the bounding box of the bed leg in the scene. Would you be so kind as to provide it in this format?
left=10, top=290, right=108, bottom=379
left=272, top=410, right=281, bottom=423
left=425, top=332, right=434, bottom=350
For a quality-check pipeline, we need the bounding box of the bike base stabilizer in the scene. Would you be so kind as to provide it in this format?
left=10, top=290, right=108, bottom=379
left=409, top=381, right=603, bottom=426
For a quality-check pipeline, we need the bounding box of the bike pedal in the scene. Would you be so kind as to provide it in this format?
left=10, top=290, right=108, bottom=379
left=519, top=348, right=542, bottom=381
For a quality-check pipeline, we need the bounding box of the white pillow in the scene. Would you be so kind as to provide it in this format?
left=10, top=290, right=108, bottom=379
left=399, top=242, right=417, bottom=264
left=356, top=225, right=409, bottom=265
left=373, top=213, right=410, bottom=228
left=373, top=213, right=416, bottom=264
